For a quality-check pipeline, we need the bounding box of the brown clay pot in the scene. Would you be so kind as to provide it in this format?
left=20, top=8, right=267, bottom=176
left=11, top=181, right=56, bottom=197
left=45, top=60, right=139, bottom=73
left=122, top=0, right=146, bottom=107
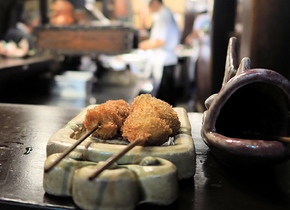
left=201, top=37, right=290, bottom=167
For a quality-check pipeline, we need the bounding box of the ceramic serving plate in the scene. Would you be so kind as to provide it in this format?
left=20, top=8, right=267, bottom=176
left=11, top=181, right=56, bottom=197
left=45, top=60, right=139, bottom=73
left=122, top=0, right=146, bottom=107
left=46, top=105, right=196, bottom=179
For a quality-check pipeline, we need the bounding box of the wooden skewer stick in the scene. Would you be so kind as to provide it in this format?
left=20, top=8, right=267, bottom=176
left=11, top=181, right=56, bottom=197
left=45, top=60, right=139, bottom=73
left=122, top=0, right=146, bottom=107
left=261, top=134, right=290, bottom=143
left=245, top=132, right=290, bottom=143
left=88, top=139, right=142, bottom=180
left=44, top=124, right=99, bottom=173
left=276, top=136, right=290, bottom=143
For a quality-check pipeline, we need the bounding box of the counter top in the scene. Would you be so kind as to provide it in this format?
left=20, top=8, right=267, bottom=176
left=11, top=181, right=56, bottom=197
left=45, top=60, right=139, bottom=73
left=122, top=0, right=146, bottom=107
left=0, top=55, right=55, bottom=70
left=0, top=103, right=289, bottom=209
left=0, top=55, right=57, bottom=89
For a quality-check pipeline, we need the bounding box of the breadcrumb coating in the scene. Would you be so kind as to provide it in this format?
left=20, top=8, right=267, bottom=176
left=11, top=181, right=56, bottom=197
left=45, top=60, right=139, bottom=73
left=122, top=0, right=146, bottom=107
left=83, top=94, right=181, bottom=146
left=122, top=94, right=181, bottom=145
left=83, top=100, right=130, bottom=139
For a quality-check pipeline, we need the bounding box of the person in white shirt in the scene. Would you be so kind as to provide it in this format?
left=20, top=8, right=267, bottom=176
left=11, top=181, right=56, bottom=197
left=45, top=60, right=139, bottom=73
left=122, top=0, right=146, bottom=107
left=139, top=0, right=180, bottom=106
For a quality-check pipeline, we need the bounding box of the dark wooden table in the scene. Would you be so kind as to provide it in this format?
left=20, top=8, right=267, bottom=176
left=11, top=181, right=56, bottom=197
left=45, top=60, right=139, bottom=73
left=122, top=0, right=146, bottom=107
left=0, top=103, right=290, bottom=209
left=0, top=55, right=54, bottom=69
left=0, top=55, right=57, bottom=101
left=0, top=55, right=56, bottom=80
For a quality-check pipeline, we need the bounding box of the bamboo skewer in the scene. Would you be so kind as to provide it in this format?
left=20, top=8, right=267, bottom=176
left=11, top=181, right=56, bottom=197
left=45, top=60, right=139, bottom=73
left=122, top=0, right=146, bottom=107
left=260, top=134, right=290, bottom=143
left=44, top=124, right=99, bottom=173
left=244, top=132, right=290, bottom=143
left=88, top=139, right=142, bottom=180
left=275, top=136, right=290, bottom=143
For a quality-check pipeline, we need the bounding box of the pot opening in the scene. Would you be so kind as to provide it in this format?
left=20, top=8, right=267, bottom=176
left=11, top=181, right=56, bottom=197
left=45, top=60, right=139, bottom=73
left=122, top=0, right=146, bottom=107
left=215, top=82, right=290, bottom=139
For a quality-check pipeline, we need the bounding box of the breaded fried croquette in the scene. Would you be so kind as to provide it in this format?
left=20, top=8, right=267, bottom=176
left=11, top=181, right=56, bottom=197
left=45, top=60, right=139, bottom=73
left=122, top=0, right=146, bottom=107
left=131, top=94, right=180, bottom=136
left=122, top=111, right=172, bottom=146
left=122, top=94, right=181, bottom=145
left=84, top=100, right=130, bottom=139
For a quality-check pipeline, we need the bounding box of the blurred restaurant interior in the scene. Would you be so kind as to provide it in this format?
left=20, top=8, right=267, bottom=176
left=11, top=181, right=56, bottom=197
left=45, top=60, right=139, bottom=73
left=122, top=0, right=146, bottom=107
left=0, top=0, right=289, bottom=112
left=2, top=1, right=290, bottom=210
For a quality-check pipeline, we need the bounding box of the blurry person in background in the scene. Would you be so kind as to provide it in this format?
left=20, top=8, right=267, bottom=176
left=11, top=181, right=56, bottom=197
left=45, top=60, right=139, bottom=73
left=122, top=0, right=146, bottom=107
left=138, top=0, right=180, bottom=106
left=114, top=0, right=133, bottom=23
left=49, top=0, right=75, bottom=26
left=184, top=10, right=211, bottom=87
left=185, top=10, right=211, bottom=46
left=49, top=0, right=97, bottom=72
left=0, top=9, right=40, bottom=58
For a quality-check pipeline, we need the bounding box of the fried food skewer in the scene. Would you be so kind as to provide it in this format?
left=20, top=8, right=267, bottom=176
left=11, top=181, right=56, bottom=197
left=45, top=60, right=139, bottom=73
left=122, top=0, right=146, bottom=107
left=84, top=100, right=130, bottom=139
left=88, top=139, right=142, bottom=180
left=88, top=94, right=181, bottom=180
left=45, top=100, right=130, bottom=173
left=122, top=94, right=180, bottom=146
left=44, top=124, right=99, bottom=173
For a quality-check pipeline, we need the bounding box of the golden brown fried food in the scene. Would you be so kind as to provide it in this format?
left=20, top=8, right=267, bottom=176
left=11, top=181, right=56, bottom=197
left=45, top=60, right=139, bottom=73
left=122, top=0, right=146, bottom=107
left=122, top=112, right=172, bottom=146
left=84, top=100, right=130, bottom=139
left=122, top=94, right=181, bottom=145
left=131, top=94, right=180, bottom=136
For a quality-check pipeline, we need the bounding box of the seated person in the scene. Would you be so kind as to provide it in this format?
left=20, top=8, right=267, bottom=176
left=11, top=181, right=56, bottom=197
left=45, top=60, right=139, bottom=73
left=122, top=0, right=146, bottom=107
left=0, top=9, right=40, bottom=58
left=49, top=0, right=75, bottom=26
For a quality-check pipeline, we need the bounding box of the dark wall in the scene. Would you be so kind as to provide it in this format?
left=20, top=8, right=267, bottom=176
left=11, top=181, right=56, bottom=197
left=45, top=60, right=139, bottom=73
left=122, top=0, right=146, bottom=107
left=0, top=0, right=21, bottom=39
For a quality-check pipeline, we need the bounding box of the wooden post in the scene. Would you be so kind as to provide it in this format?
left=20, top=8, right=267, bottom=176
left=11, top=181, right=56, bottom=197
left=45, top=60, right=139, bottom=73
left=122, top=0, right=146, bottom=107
left=249, top=0, right=290, bottom=80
